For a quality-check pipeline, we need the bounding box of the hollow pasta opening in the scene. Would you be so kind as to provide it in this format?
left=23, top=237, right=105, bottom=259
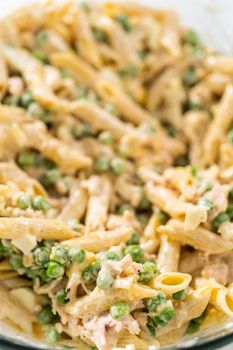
left=160, top=275, right=185, bottom=286
left=226, top=293, right=233, bottom=313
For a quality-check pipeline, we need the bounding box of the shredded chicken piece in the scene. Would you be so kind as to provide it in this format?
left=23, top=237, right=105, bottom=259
left=82, top=313, right=140, bottom=350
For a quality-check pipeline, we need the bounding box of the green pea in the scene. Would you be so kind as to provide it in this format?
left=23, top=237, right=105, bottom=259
left=174, top=154, right=189, bottom=167
left=25, top=267, right=41, bottom=279
left=36, top=31, right=49, bottom=45
left=173, top=289, right=187, bottom=301
left=186, top=99, right=204, bottom=111
left=126, top=232, right=140, bottom=246
left=110, top=301, right=130, bottom=319
left=228, top=128, right=233, bottom=143
left=138, top=48, right=149, bottom=60
left=117, top=203, right=133, bottom=215
left=0, top=242, right=11, bottom=257
left=82, top=261, right=101, bottom=284
left=69, top=248, right=86, bottom=263
left=40, top=169, right=61, bottom=188
left=191, top=165, right=198, bottom=177
left=110, top=157, right=125, bottom=176
left=136, top=213, right=150, bottom=225
left=138, top=193, right=151, bottom=211
left=56, top=290, right=69, bottom=304
left=50, top=247, right=69, bottom=265
left=146, top=316, right=156, bottom=337
left=32, top=50, right=48, bottom=64
left=198, top=198, right=214, bottom=213
left=97, top=269, right=114, bottom=290
left=115, top=14, right=132, bottom=32
left=34, top=154, right=55, bottom=169
left=227, top=204, right=233, bottom=220
left=153, top=305, right=175, bottom=326
left=60, top=68, right=70, bottom=78
left=98, top=131, right=113, bottom=145
left=139, top=261, right=157, bottom=283
left=46, top=261, right=65, bottom=279
left=20, top=91, right=34, bottom=108
left=186, top=309, right=207, bottom=334
left=46, top=326, right=61, bottom=344
left=17, top=150, right=36, bottom=168
left=105, top=104, right=117, bottom=115
left=32, top=196, right=51, bottom=212
left=124, top=245, right=144, bottom=263
left=92, top=27, right=107, bottom=42
left=118, top=65, right=137, bottom=79
left=212, top=212, right=230, bottom=231
left=168, top=125, right=176, bottom=138
left=186, top=320, right=200, bottom=334
left=192, top=309, right=208, bottom=324
left=38, top=269, right=52, bottom=284
left=9, top=254, right=24, bottom=270
left=0, top=240, right=13, bottom=257
left=17, top=193, right=32, bottom=209
left=27, top=102, right=44, bottom=117
left=3, top=96, right=19, bottom=106
left=104, top=250, right=122, bottom=261
left=37, top=306, right=54, bottom=325
left=34, top=247, right=51, bottom=266
left=183, top=30, right=200, bottom=46
left=182, top=67, right=197, bottom=87
left=157, top=210, right=170, bottom=225
left=204, top=183, right=213, bottom=193
left=147, top=293, right=166, bottom=313
left=94, top=157, right=110, bottom=173
left=71, top=123, right=92, bottom=139
left=2, top=239, right=12, bottom=250
left=229, top=185, right=233, bottom=200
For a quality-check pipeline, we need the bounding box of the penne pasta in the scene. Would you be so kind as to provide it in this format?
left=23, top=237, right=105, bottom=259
left=0, top=1, right=232, bottom=349
left=153, top=272, right=192, bottom=295
left=72, top=6, right=102, bottom=68
left=73, top=99, right=131, bottom=139
left=0, top=57, right=8, bottom=101
left=141, top=214, right=160, bottom=253
left=157, top=235, right=181, bottom=272
left=0, top=217, right=76, bottom=240
left=62, top=227, right=133, bottom=252
left=59, top=181, right=88, bottom=222
left=96, top=79, right=153, bottom=125
left=23, top=121, right=92, bottom=173
left=50, top=51, right=97, bottom=88
left=157, top=283, right=212, bottom=336
left=67, top=283, right=158, bottom=318
left=84, top=175, right=112, bottom=232
left=202, top=85, right=233, bottom=166
left=0, top=162, right=47, bottom=196
left=158, top=219, right=233, bottom=254
left=0, top=286, right=34, bottom=333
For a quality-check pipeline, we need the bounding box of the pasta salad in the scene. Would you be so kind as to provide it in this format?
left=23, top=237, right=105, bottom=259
left=0, top=1, right=233, bottom=349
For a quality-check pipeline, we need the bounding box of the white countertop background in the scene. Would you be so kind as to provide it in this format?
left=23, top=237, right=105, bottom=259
left=0, top=0, right=232, bottom=349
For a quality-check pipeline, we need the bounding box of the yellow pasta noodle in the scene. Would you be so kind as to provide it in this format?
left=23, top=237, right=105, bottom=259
left=0, top=1, right=232, bottom=349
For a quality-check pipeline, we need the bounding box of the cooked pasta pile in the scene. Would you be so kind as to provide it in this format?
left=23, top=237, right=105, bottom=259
left=1, top=1, right=233, bottom=349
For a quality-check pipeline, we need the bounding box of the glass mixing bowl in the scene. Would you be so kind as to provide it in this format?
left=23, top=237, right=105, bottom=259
left=0, top=0, right=233, bottom=349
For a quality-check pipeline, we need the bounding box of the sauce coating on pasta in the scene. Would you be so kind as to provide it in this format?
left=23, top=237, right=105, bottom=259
left=0, top=1, right=233, bottom=349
